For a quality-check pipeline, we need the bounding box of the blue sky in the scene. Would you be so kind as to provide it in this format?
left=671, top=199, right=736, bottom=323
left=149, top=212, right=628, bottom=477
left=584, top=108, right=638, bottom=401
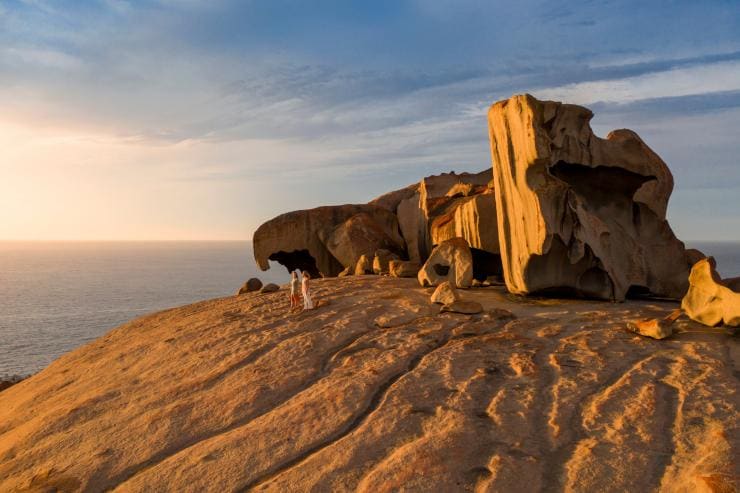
left=1, top=0, right=739, bottom=240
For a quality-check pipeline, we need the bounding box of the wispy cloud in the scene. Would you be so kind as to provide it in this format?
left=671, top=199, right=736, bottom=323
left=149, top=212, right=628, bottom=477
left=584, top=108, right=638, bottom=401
left=1, top=0, right=739, bottom=239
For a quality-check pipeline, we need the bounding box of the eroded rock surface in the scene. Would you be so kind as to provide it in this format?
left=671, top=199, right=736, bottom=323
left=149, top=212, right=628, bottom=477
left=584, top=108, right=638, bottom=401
left=682, top=258, right=740, bottom=327
left=255, top=170, right=501, bottom=280
left=253, top=205, right=404, bottom=277
left=0, top=277, right=736, bottom=492
left=431, top=281, right=460, bottom=305
left=488, top=94, right=693, bottom=301
left=389, top=260, right=420, bottom=278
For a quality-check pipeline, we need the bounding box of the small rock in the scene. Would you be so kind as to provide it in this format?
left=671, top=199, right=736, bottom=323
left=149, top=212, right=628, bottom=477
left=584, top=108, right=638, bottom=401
left=237, top=278, right=263, bottom=295
left=338, top=266, right=352, bottom=277
left=626, top=319, right=673, bottom=340
left=260, top=283, right=279, bottom=294
left=372, top=249, right=400, bottom=275
left=431, top=281, right=460, bottom=305
left=354, top=254, right=373, bottom=275
left=441, top=301, right=483, bottom=315
left=389, top=260, right=420, bottom=278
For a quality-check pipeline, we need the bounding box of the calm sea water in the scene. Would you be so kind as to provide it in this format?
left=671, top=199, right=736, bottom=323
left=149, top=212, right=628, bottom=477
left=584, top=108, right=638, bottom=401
left=0, top=241, right=738, bottom=377
left=0, top=242, right=287, bottom=376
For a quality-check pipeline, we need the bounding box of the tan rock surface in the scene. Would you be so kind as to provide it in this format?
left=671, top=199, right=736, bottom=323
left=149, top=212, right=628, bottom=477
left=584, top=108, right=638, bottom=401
left=430, top=281, right=460, bottom=305
left=418, top=237, right=474, bottom=288
left=429, top=190, right=499, bottom=256
left=682, top=258, right=740, bottom=327
left=395, top=170, right=492, bottom=263
left=388, top=260, right=420, bottom=278
left=372, top=249, right=400, bottom=275
left=488, top=94, right=693, bottom=301
left=253, top=205, right=403, bottom=277
left=1, top=277, right=737, bottom=492
left=325, top=214, right=404, bottom=270
left=354, top=254, right=374, bottom=276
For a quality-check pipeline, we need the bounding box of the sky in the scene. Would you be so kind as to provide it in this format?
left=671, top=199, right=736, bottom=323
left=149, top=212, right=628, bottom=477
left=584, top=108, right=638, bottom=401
left=1, top=0, right=739, bottom=241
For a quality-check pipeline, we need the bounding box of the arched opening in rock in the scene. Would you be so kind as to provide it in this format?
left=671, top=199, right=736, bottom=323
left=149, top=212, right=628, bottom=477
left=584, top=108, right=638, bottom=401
left=549, top=161, right=656, bottom=208
left=268, top=250, right=320, bottom=278
left=433, top=264, right=450, bottom=276
left=471, top=248, right=503, bottom=281
left=626, top=284, right=652, bottom=299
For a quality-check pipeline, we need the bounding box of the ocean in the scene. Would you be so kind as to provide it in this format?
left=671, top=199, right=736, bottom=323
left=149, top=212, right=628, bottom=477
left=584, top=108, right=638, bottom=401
left=1, top=241, right=738, bottom=378
left=0, top=241, right=287, bottom=377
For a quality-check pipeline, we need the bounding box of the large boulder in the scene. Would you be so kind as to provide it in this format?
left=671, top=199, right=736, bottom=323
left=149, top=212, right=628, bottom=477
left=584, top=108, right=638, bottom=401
left=418, top=238, right=474, bottom=288
left=253, top=205, right=404, bottom=278
left=681, top=258, right=740, bottom=327
left=429, top=190, right=498, bottom=255
left=237, top=278, right=262, bottom=295
left=325, top=213, right=403, bottom=270
left=392, top=171, right=492, bottom=264
left=487, top=94, right=694, bottom=301
left=260, top=283, right=280, bottom=294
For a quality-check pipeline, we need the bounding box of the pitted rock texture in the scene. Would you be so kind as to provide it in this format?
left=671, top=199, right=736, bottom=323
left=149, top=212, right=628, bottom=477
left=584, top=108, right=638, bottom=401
left=0, top=277, right=736, bottom=492
left=488, top=94, right=693, bottom=301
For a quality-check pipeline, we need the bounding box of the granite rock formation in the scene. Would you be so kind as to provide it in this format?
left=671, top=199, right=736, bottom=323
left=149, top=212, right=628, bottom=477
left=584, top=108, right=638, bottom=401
left=255, top=170, right=501, bottom=280
left=2, top=276, right=736, bottom=492
left=418, top=237, right=474, bottom=288
left=488, top=94, right=693, bottom=301
left=253, top=205, right=404, bottom=277
left=681, top=258, right=740, bottom=327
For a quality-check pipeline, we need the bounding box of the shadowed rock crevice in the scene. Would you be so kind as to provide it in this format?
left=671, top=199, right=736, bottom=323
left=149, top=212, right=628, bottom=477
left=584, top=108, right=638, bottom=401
left=471, top=247, right=503, bottom=280
left=268, top=249, right=322, bottom=277
left=549, top=161, right=656, bottom=209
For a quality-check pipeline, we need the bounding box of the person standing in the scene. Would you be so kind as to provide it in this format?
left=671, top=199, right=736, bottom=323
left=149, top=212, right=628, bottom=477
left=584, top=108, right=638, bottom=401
left=302, top=271, right=315, bottom=310
left=289, top=271, right=301, bottom=311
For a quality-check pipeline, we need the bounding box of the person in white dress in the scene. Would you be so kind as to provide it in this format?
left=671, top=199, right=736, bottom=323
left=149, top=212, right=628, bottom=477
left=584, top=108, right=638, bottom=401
left=302, top=271, right=315, bottom=310
left=289, top=270, right=301, bottom=311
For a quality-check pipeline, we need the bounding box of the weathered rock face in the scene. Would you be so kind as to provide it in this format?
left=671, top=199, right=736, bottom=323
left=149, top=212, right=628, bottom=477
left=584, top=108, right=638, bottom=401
left=255, top=169, right=501, bottom=280
left=392, top=171, right=493, bottom=264
left=681, top=258, right=740, bottom=327
left=253, top=205, right=404, bottom=277
left=488, top=94, right=693, bottom=301
left=325, top=213, right=403, bottom=270
left=389, top=260, right=421, bottom=278
left=372, top=249, right=400, bottom=275
left=418, top=237, right=474, bottom=288
left=429, top=190, right=498, bottom=254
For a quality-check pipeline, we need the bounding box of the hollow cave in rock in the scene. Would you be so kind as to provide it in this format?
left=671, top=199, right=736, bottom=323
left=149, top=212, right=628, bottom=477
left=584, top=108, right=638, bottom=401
left=268, top=249, right=320, bottom=278
left=471, top=248, right=503, bottom=281
left=549, top=161, right=656, bottom=210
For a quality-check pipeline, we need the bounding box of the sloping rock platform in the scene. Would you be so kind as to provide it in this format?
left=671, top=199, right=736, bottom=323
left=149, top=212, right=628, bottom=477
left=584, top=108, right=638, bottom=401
left=0, top=277, right=737, bottom=492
